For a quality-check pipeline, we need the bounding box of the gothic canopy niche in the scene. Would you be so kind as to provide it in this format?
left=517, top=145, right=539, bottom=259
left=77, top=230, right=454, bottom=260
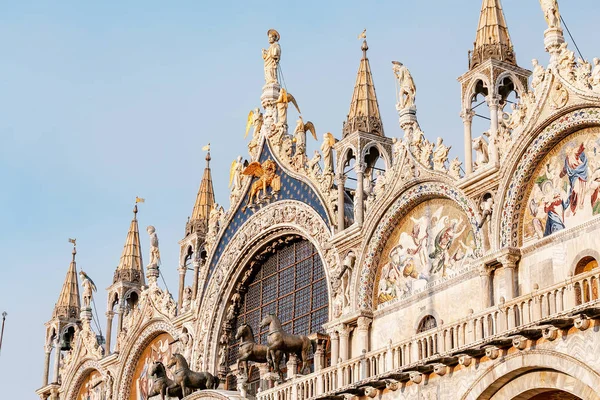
left=522, top=127, right=600, bottom=244
left=374, top=198, right=477, bottom=309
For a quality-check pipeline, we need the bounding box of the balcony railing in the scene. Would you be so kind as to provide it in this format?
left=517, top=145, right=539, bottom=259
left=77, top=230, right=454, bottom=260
left=256, top=269, right=600, bottom=400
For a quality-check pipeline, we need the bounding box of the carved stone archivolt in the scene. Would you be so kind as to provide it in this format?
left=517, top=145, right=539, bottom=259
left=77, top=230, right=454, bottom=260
left=191, top=200, right=337, bottom=373
left=497, top=107, right=600, bottom=248
left=63, top=361, right=111, bottom=400
left=115, top=321, right=179, bottom=400
left=355, top=181, right=481, bottom=310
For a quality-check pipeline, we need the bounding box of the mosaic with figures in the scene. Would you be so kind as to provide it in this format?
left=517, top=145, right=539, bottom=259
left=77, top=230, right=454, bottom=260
left=523, top=127, right=600, bottom=243
left=375, top=199, right=476, bottom=307
left=77, top=370, right=106, bottom=400
left=130, top=333, right=176, bottom=400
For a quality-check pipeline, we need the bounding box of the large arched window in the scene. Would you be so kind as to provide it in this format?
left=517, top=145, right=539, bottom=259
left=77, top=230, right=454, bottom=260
left=226, top=237, right=328, bottom=387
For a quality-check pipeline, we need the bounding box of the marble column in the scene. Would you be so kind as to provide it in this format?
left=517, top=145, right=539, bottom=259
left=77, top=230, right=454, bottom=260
left=117, top=304, right=124, bottom=333
left=177, top=265, right=186, bottom=311
left=52, top=337, right=60, bottom=383
left=487, top=95, right=501, bottom=164
left=105, top=311, right=114, bottom=354
left=355, top=164, right=365, bottom=226
left=480, top=265, right=493, bottom=309
left=499, top=254, right=520, bottom=300
left=329, top=331, right=339, bottom=366
left=42, top=345, right=52, bottom=386
left=355, top=317, right=371, bottom=354
left=461, top=109, right=475, bottom=174
left=192, top=259, right=202, bottom=300
left=338, top=325, right=352, bottom=362
left=336, top=174, right=346, bottom=231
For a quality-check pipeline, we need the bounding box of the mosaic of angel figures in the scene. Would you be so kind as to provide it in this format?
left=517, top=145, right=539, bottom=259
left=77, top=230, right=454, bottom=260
left=130, top=333, right=176, bottom=400
left=77, top=370, right=107, bottom=400
left=523, top=128, right=600, bottom=243
left=376, top=199, right=476, bottom=307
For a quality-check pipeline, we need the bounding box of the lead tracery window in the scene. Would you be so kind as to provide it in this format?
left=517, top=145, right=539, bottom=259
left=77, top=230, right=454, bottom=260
left=226, top=237, right=328, bottom=372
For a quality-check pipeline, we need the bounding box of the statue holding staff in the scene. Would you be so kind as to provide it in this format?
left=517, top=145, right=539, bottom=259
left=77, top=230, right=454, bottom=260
left=262, top=29, right=281, bottom=84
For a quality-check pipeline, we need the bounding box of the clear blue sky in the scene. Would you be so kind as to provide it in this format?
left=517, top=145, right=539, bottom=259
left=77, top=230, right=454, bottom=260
left=1, top=1, right=599, bottom=397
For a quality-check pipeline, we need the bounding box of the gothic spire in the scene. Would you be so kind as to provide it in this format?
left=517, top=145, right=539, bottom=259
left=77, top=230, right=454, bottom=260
left=53, top=246, right=81, bottom=319
left=470, top=0, right=516, bottom=69
left=343, top=39, right=384, bottom=137
left=113, top=205, right=144, bottom=284
left=191, top=152, right=215, bottom=224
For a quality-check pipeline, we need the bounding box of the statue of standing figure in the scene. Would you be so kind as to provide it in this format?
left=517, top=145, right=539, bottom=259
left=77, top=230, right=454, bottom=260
left=539, top=0, right=561, bottom=29
left=147, top=226, right=161, bottom=267
left=321, top=133, right=336, bottom=175
left=262, top=29, right=281, bottom=84
left=392, top=61, right=416, bottom=109
left=591, top=58, right=600, bottom=90
left=79, top=271, right=97, bottom=309
left=432, top=137, right=451, bottom=172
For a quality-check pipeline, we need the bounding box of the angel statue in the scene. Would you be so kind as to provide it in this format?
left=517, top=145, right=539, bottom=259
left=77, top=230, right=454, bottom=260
left=539, top=0, right=561, bottom=29
left=321, top=132, right=337, bottom=174
left=79, top=271, right=97, bottom=309
left=242, top=159, right=280, bottom=207
left=293, top=117, right=317, bottom=157
left=392, top=61, right=416, bottom=109
left=432, top=137, right=451, bottom=172
left=262, top=29, right=281, bottom=84
left=147, top=225, right=161, bottom=267
left=245, top=109, right=263, bottom=156
left=275, top=88, right=300, bottom=127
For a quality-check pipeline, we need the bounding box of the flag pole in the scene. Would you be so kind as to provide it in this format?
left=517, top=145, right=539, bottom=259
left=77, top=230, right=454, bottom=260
left=0, top=311, right=7, bottom=356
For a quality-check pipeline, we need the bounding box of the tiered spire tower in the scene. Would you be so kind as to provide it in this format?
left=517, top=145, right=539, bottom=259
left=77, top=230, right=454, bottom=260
left=52, top=246, right=81, bottom=319
left=470, top=0, right=516, bottom=68
left=343, top=39, right=384, bottom=137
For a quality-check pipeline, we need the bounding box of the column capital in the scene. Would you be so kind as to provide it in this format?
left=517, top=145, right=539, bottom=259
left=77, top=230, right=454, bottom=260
left=335, top=173, right=347, bottom=185
left=178, top=266, right=187, bottom=274
left=356, top=316, right=372, bottom=331
left=498, top=253, right=520, bottom=268
left=337, top=324, right=353, bottom=337
left=44, top=344, right=53, bottom=353
left=460, top=109, right=475, bottom=123
left=486, top=94, right=502, bottom=108
left=478, top=264, right=493, bottom=277
left=106, top=310, right=115, bottom=319
left=355, top=162, right=367, bottom=174
left=328, top=330, right=339, bottom=340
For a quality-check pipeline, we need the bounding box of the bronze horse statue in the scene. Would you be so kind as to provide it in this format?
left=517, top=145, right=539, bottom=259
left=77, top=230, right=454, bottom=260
left=148, top=361, right=182, bottom=400
left=235, top=323, right=270, bottom=377
left=166, top=353, right=219, bottom=396
left=260, top=314, right=315, bottom=380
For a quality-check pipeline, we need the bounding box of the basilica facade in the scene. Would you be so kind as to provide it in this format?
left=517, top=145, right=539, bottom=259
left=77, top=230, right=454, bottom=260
left=37, top=1, right=600, bottom=399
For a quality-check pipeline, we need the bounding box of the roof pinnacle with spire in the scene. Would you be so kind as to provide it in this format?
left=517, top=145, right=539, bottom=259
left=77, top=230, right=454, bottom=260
left=469, top=0, right=516, bottom=69
left=343, top=38, right=384, bottom=137
left=190, top=151, right=215, bottom=224
left=53, top=244, right=81, bottom=319
left=113, top=204, right=144, bottom=284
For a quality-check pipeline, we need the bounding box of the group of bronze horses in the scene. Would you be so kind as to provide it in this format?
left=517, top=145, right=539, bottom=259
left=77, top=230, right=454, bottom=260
left=149, top=353, right=218, bottom=400
left=236, top=314, right=315, bottom=382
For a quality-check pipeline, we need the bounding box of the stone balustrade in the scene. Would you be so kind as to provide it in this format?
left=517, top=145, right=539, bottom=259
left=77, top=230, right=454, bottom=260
left=256, top=268, right=600, bottom=400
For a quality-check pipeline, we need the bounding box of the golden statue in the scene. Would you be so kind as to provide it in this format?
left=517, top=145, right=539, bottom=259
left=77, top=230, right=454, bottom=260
left=242, top=159, right=281, bottom=206
left=262, top=29, right=281, bottom=84
left=275, top=88, right=300, bottom=126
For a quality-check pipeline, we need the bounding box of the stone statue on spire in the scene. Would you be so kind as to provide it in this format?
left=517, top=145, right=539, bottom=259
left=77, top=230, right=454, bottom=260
left=147, top=225, right=161, bottom=267
left=539, top=0, right=561, bottom=29
left=79, top=271, right=97, bottom=309
left=392, top=61, right=416, bottom=110
left=262, top=29, right=281, bottom=84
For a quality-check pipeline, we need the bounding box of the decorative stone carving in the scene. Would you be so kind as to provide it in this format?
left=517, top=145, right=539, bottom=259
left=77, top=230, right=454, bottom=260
left=473, top=134, right=490, bottom=170
left=574, top=314, right=590, bottom=331
left=364, top=386, right=378, bottom=398
left=458, top=354, right=472, bottom=367
left=449, top=157, right=462, bottom=179
left=433, top=363, right=447, bottom=376
left=409, top=371, right=423, bottom=384
left=539, top=0, right=561, bottom=30
left=542, top=326, right=559, bottom=341
left=484, top=345, right=500, bottom=360
left=591, top=58, right=600, bottom=91
left=418, top=139, right=434, bottom=168
left=229, top=156, right=246, bottom=207
left=512, top=335, right=528, bottom=350
left=79, top=271, right=96, bottom=310
left=262, top=29, right=281, bottom=85
left=147, top=225, right=161, bottom=267
left=576, top=58, right=592, bottom=90
left=432, top=137, right=450, bottom=172
left=385, top=379, right=399, bottom=391
left=557, top=43, right=576, bottom=82
left=531, top=59, right=545, bottom=96
left=321, top=132, right=336, bottom=175
left=392, top=61, right=416, bottom=109
left=247, top=110, right=263, bottom=158
left=550, top=82, right=569, bottom=110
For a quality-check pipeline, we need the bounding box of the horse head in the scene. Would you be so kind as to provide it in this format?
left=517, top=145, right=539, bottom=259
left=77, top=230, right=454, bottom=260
left=259, top=314, right=273, bottom=328
left=235, top=324, right=248, bottom=340
left=166, top=353, right=185, bottom=369
left=149, top=361, right=165, bottom=377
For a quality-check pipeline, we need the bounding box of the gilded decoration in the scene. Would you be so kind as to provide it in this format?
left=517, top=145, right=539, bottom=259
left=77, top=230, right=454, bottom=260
left=522, top=127, right=600, bottom=243
left=129, top=333, right=176, bottom=400
left=500, top=108, right=600, bottom=248
left=375, top=199, right=476, bottom=307
left=76, top=369, right=107, bottom=400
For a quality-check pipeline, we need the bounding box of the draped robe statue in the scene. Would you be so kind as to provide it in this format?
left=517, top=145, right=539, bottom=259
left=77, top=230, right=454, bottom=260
left=262, top=29, right=281, bottom=84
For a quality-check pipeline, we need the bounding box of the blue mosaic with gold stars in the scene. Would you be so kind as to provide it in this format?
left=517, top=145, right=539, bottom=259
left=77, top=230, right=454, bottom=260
left=205, top=142, right=330, bottom=287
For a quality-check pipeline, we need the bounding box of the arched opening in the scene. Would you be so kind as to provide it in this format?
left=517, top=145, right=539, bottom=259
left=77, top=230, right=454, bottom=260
left=416, top=315, right=437, bottom=333
left=338, top=148, right=357, bottom=228
left=224, top=236, right=328, bottom=394
left=363, top=145, right=388, bottom=211
left=574, top=256, right=599, bottom=304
